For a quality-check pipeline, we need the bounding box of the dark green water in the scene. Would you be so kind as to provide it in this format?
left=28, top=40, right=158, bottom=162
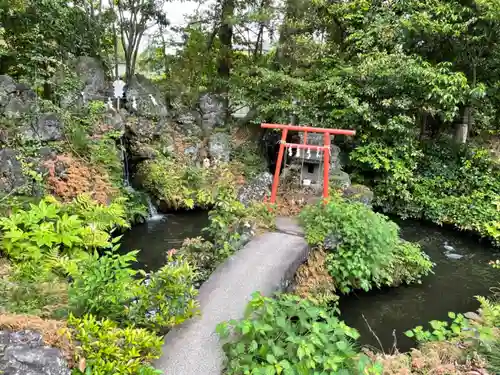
left=119, top=211, right=209, bottom=271
left=340, top=219, right=499, bottom=353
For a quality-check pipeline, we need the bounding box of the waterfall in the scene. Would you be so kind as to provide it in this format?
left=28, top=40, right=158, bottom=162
left=146, top=196, right=164, bottom=221
left=120, top=137, right=130, bottom=186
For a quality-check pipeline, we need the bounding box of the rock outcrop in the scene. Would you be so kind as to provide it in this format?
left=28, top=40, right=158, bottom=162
left=125, top=74, right=168, bottom=119
left=237, top=172, right=273, bottom=207
left=0, top=75, right=64, bottom=143
left=342, top=184, right=374, bottom=206
left=0, top=330, right=70, bottom=375
left=208, top=132, right=231, bottom=162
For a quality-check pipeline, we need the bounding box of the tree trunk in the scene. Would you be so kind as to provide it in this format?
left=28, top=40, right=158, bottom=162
left=455, top=106, right=470, bottom=144
left=217, top=0, right=235, bottom=127
left=418, top=111, right=428, bottom=141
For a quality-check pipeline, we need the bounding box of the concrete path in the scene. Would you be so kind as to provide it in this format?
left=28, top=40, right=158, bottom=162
left=154, top=220, right=308, bottom=375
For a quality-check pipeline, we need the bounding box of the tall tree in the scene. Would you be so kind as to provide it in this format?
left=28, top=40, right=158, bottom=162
left=116, top=0, right=168, bottom=80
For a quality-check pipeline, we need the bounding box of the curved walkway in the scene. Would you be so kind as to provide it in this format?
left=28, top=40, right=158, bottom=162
left=154, top=217, right=308, bottom=375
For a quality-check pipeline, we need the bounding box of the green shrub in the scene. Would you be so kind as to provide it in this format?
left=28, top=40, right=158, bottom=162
left=216, top=293, right=381, bottom=374
left=300, top=199, right=399, bottom=293
left=0, top=195, right=129, bottom=280
left=127, top=254, right=199, bottom=333
left=137, top=157, right=237, bottom=210
left=380, top=239, right=435, bottom=286
left=68, top=314, right=163, bottom=375
left=357, top=142, right=500, bottom=246
left=300, top=199, right=434, bottom=292
left=179, top=236, right=217, bottom=285
left=68, top=246, right=138, bottom=321
left=0, top=277, right=68, bottom=318
left=404, top=312, right=470, bottom=342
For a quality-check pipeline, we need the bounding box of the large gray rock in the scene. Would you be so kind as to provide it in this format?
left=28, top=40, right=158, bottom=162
left=0, top=77, right=36, bottom=119
left=199, top=93, right=224, bottom=131
left=23, top=113, right=63, bottom=142
left=74, top=56, right=107, bottom=98
left=0, top=148, right=28, bottom=195
left=237, top=172, right=273, bottom=206
left=155, top=229, right=309, bottom=375
left=342, top=184, right=374, bottom=206
left=0, top=75, right=17, bottom=110
left=330, top=169, right=351, bottom=189
left=125, top=74, right=168, bottom=119
left=59, top=56, right=108, bottom=108
left=208, top=132, right=230, bottom=162
left=0, top=330, right=70, bottom=375
left=175, top=111, right=201, bottom=137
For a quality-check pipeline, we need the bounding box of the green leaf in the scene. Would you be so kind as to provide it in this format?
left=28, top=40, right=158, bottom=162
left=266, top=354, right=277, bottom=364
left=405, top=330, right=415, bottom=338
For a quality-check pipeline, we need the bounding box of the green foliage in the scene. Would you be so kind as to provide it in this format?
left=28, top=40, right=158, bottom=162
left=404, top=312, right=470, bottom=342
left=138, top=157, right=237, bottom=210
left=360, top=142, right=500, bottom=246
left=68, top=246, right=138, bottom=321
left=0, top=195, right=129, bottom=280
left=68, top=314, right=163, bottom=375
left=216, top=292, right=382, bottom=375
left=380, top=240, right=435, bottom=286
left=300, top=199, right=398, bottom=293
left=0, top=277, right=68, bottom=318
left=69, top=247, right=199, bottom=333
left=127, top=255, right=199, bottom=334
left=231, top=140, right=267, bottom=180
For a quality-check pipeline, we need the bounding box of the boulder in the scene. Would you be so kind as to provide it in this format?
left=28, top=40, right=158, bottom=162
left=330, top=169, right=351, bottom=189
left=59, top=56, right=108, bottom=109
left=208, top=132, right=230, bottom=162
left=0, top=148, right=28, bottom=195
left=176, top=112, right=201, bottom=137
left=125, top=74, right=168, bottom=119
left=0, top=330, right=70, bottom=375
left=342, top=184, right=374, bottom=206
left=199, top=93, right=224, bottom=131
left=23, top=113, right=63, bottom=142
left=0, top=75, right=17, bottom=110
left=237, top=171, right=273, bottom=206
left=75, top=56, right=107, bottom=98
left=1, top=80, right=36, bottom=119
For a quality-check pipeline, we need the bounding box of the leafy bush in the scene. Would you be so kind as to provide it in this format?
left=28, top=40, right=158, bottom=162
left=137, top=157, right=237, bottom=210
left=0, top=277, right=68, bottom=318
left=0, top=195, right=129, bottom=280
left=68, top=246, right=138, bottom=321
left=380, top=239, right=435, bottom=286
left=300, top=199, right=434, bottom=292
left=216, top=293, right=381, bottom=374
left=69, top=248, right=199, bottom=333
left=404, top=312, right=470, bottom=342
left=179, top=236, right=216, bottom=285
left=68, top=314, right=163, bottom=375
left=127, top=254, right=199, bottom=333
left=355, top=141, right=500, bottom=246
left=300, top=199, right=399, bottom=293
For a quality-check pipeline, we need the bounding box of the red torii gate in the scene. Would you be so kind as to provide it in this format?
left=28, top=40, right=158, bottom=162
left=261, top=123, right=356, bottom=204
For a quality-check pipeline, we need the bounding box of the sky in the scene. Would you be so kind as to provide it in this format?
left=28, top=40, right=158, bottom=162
left=140, top=0, right=209, bottom=51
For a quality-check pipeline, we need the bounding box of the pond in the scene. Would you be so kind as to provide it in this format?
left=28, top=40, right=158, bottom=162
left=339, top=219, right=500, bottom=353
left=119, top=210, right=209, bottom=271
